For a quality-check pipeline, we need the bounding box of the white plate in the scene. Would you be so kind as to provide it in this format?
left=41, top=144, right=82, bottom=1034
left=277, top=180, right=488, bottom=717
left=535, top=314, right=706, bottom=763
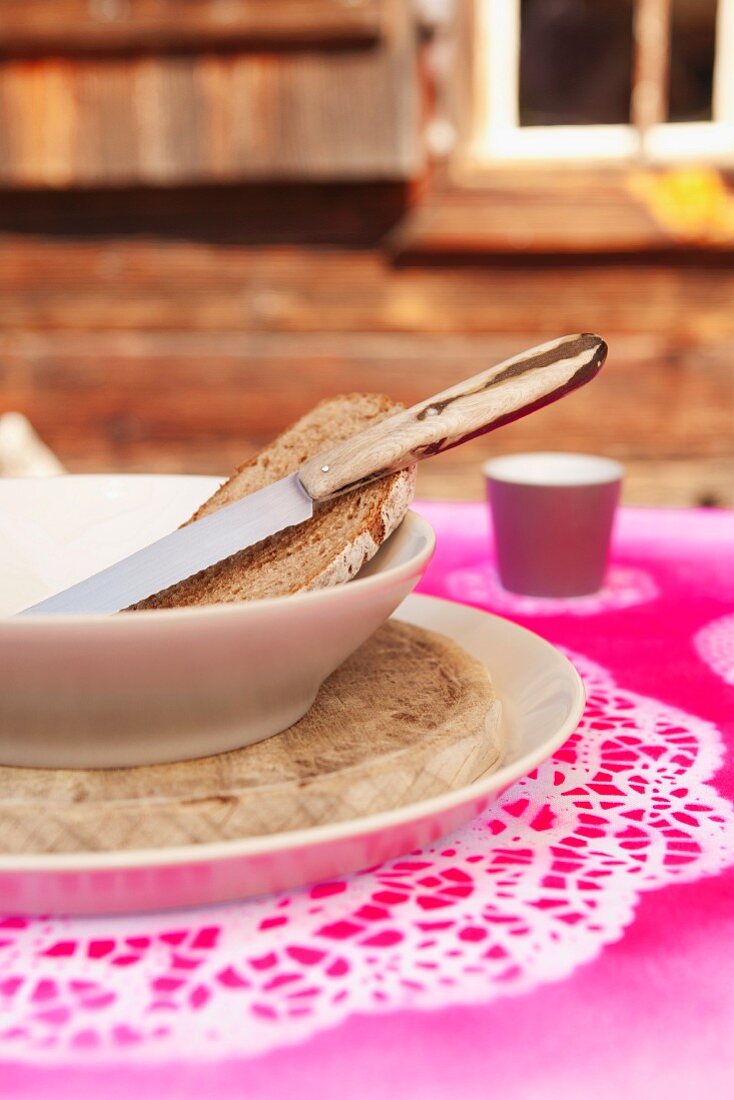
left=0, top=594, right=584, bottom=915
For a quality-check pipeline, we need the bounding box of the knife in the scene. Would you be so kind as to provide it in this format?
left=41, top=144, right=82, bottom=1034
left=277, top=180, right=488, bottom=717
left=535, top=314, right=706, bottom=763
left=18, top=333, right=607, bottom=616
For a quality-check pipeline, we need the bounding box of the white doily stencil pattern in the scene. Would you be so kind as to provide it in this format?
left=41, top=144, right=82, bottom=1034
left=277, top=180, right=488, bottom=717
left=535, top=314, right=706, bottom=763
left=444, top=564, right=659, bottom=616
left=0, top=652, right=732, bottom=1064
left=695, top=614, right=734, bottom=686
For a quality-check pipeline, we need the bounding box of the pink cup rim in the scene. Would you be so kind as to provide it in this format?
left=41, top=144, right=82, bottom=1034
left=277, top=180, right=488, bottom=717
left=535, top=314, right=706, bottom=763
left=483, top=452, right=623, bottom=488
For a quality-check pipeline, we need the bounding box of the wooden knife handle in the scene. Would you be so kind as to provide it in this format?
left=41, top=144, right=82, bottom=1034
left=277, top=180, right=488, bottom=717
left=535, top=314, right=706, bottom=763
left=299, top=333, right=607, bottom=502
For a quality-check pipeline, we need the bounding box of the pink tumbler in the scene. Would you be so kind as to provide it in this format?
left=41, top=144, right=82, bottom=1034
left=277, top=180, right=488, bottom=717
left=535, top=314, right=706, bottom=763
left=484, top=452, right=623, bottom=597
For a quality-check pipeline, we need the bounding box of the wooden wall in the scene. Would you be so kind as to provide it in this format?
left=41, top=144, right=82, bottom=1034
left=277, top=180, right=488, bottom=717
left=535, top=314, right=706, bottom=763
left=0, top=0, right=731, bottom=507
left=1, top=183, right=732, bottom=507
left=0, top=0, right=420, bottom=186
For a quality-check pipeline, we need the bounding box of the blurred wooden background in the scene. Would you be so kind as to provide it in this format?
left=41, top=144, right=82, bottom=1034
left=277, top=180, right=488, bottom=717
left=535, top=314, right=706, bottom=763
left=0, top=0, right=732, bottom=506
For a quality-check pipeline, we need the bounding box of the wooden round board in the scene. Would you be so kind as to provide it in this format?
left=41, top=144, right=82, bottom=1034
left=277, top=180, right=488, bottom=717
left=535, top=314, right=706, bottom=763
left=0, top=620, right=503, bottom=855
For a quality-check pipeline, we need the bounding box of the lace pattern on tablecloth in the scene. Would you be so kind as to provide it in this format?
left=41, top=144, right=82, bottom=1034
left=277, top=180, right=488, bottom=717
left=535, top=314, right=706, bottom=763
left=695, top=614, right=734, bottom=686
left=444, top=565, right=659, bottom=617
left=0, top=650, right=732, bottom=1063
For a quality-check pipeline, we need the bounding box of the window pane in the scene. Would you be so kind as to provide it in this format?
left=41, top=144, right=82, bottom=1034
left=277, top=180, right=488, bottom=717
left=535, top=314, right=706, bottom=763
left=519, top=0, right=634, bottom=126
left=669, top=0, right=718, bottom=122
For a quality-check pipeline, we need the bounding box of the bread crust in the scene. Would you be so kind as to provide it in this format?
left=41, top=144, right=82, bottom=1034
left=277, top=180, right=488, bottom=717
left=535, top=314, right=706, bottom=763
left=295, top=466, right=416, bottom=592
left=131, top=394, right=416, bottom=610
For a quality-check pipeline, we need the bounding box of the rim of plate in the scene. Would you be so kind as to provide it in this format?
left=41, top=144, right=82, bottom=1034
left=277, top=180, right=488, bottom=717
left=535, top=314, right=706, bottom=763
left=0, top=595, right=585, bottom=873
left=0, top=474, right=435, bottom=626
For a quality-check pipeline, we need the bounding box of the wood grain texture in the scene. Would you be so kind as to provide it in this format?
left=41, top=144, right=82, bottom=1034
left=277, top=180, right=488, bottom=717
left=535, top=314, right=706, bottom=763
left=8, top=328, right=731, bottom=465
left=5, top=327, right=731, bottom=505
left=8, top=238, right=734, bottom=336
left=0, top=620, right=502, bottom=854
left=390, top=176, right=734, bottom=256
left=0, top=191, right=733, bottom=509
left=0, top=4, right=418, bottom=184
left=299, top=334, right=606, bottom=499
left=0, top=0, right=383, bottom=52
left=632, top=0, right=672, bottom=132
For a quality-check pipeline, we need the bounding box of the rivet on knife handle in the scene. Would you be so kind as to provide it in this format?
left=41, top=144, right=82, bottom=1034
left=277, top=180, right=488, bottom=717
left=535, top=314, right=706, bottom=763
left=299, top=333, right=607, bottom=502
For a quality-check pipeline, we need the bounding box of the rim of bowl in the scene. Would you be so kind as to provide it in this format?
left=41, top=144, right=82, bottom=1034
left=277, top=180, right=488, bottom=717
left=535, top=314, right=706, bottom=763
left=0, top=475, right=435, bottom=626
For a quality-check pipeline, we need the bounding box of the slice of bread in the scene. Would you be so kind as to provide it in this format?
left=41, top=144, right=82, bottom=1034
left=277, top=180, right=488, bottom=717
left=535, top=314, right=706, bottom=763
left=131, top=394, right=416, bottom=610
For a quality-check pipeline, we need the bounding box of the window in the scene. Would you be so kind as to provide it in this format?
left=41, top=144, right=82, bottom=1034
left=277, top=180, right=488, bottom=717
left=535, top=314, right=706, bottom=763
left=471, top=0, right=734, bottom=163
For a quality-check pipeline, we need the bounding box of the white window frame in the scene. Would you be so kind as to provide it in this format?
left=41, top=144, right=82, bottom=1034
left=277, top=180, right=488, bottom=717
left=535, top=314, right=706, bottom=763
left=470, top=0, right=734, bottom=164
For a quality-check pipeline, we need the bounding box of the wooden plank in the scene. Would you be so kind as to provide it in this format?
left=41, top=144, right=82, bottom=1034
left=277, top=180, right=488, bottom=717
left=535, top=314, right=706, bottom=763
left=391, top=190, right=668, bottom=255
left=2, top=328, right=731, bottom=471
left=0, top=216, right=731, bottom=511
left=0, top=182, right=410, bottom=244
left=3, top=327, right=729, bottom=506
left=0, top=1, right=383, bottom=52
left=391, top=176, right=734, bottom=256
left=441, top=0, right=477, bottom=162
left=4, top=239, right=734, bottom=337
left=632, top=0, right=673, bottom=132
left=0, top=8, right=419, bottom=184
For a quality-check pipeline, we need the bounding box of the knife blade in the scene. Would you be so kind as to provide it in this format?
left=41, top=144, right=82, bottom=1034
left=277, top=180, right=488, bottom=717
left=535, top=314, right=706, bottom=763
left=18, top=474, right=313, bottom=616
left=18, top=333, right=607, bottom=616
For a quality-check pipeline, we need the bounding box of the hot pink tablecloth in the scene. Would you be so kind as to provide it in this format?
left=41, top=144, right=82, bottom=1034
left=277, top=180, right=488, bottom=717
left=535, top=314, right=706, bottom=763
left=3, top=503, right=734, bottom=1100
